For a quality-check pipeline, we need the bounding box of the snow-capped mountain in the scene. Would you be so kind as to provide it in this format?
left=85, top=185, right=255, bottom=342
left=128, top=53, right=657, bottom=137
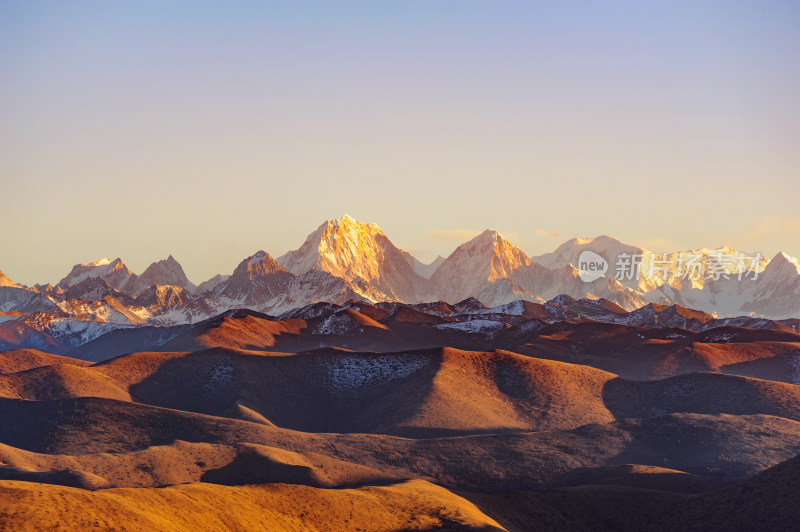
left=425, top=231, right=647, bottom=309
left=428, top=230, right=533, bottom=304
left=533, top=236, right=768, bottom=294
left=1, top=216, right=798, bottom=353
left=139, top=255, right=196, bottom=292
left=134, top=284, right=195, bottom=308
left=733, top=252, right=800, bottom=318
left=57, top=258, right=144, bottom=296
left=215, top=251, right=294, bottom=305
left=259, top=269, right=362, bottom=316
left=535, top=235, right=645, bottom=271
left=529, top=235, right=790, bottom=316
left=212, top=250, right=360, bottom=314
left=0, top=270, right=20, bottom=288
left=62, top=277, right=132, bottom=303
left=278, top=215, right=423, bottom=302
left=0, top=285, right=60, bottom=314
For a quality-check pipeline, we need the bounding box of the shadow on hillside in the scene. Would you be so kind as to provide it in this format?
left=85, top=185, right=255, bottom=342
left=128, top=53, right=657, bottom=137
left=129, top=348, right=444, bottom=435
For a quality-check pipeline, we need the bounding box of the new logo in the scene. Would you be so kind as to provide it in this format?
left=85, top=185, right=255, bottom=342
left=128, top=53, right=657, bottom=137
left=577, top=250, right=608, bottom=282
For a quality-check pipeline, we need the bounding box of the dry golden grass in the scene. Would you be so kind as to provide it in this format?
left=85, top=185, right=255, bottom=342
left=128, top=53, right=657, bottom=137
left=0, top=364, right=131, bottom=402
left=0, top=349, right=91, bottom=374
left=164, top=316, right=309, bottom=351
left=0, top=479, right=505, bottom=531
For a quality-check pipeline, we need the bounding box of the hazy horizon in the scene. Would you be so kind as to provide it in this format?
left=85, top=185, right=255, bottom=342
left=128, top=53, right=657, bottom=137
left=2, top=1, right=799, bottom=285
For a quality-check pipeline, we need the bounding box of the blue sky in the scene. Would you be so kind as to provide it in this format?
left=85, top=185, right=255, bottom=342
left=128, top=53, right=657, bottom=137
left=1, top=1, right=798, bottom=284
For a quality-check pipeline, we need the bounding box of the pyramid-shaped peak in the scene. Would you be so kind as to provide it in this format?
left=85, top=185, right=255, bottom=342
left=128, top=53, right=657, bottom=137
left=431, top=228, right=531, bottom=295
left=765, top=251, right=800, bottom=275
left=0, top=270, right=19, bottom=288
left=773, top=251, right=798, bottom=264
left=140, top=255, right=194, bottom=290
left=278, top=215, right=420, bottom=301
left=235, top=251, right=286, bottom=277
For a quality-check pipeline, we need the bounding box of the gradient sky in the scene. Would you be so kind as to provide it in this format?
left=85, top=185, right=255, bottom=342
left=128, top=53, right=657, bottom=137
left=1, top=1, right=798, bottom=286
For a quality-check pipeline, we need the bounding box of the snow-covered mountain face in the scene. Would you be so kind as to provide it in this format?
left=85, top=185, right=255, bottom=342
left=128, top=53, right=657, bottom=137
left=428, top=230, right=533, bottom=304
left=278, top=215, right=424, bottom=302
left=530, top=235, right=789, bottom=317
left=533, top=236, right=769, bottom=294
left=57, top=258, right=144, bottom=296
left=134, top=285, right=194, bottom=308
left=729, top=252, right=800, bottom=318
left=212, top=250, right=360, bottom=314
left=215, top=251, right=294, bottom=305
left=1, top=216, right=798, bottom=352
left=62, top=278, right=131, bottom=303
left=56, top=256, right=199, bottom=297
left=0, top=270, right=20, bottom=288
left=139, top=255, right=196, bottom=293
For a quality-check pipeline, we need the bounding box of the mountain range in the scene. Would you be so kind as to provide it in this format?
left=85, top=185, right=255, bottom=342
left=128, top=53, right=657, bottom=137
left=3, top=215, right=800, bottom=530
left=1, top=215, right=798, bottom=354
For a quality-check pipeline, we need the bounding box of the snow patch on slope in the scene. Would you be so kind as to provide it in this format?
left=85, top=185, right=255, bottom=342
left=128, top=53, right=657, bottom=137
left=436, top=320, right=505, bottom=334
left=322, top=354, right=429, bottom=396
left=790, top=351, right=800, bottom=386
left=201, top=357, right=235, bottom=394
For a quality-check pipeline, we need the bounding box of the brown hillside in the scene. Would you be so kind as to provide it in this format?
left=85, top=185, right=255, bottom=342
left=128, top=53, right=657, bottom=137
left=0, top=479, right=504, bottom=532
left=0, top=349, right=89, bottom=374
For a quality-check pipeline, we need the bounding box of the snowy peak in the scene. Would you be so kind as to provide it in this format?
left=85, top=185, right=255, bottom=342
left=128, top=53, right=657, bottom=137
left=765, top=252, right=800, bottom=276
left=214, top=251, right=293, bottom=305
left=534, top=235, right=646, bottom=270
left=0, top=270, right=20, bottom=288
left=58, top=257, right=130, bottom=286
left=134, top=284, right=194, bottom=308
left=736, top=251, right=800, bottom=318
left=139, top=255, right=195, bottom=292
left=278, top=215, right=422, bottom=301
left=62, top=277, right=128, bottom=303
left=233, top=251, right=287, bottom=280
left=429, top=229, right=532, bottom=304
left=279, top=215, right=389, bottom=277
left=435, top=229, right=531, bottom=283
left=486, top=231, right=531, bottom=281
left=57, top=257, right=143, bottom=296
